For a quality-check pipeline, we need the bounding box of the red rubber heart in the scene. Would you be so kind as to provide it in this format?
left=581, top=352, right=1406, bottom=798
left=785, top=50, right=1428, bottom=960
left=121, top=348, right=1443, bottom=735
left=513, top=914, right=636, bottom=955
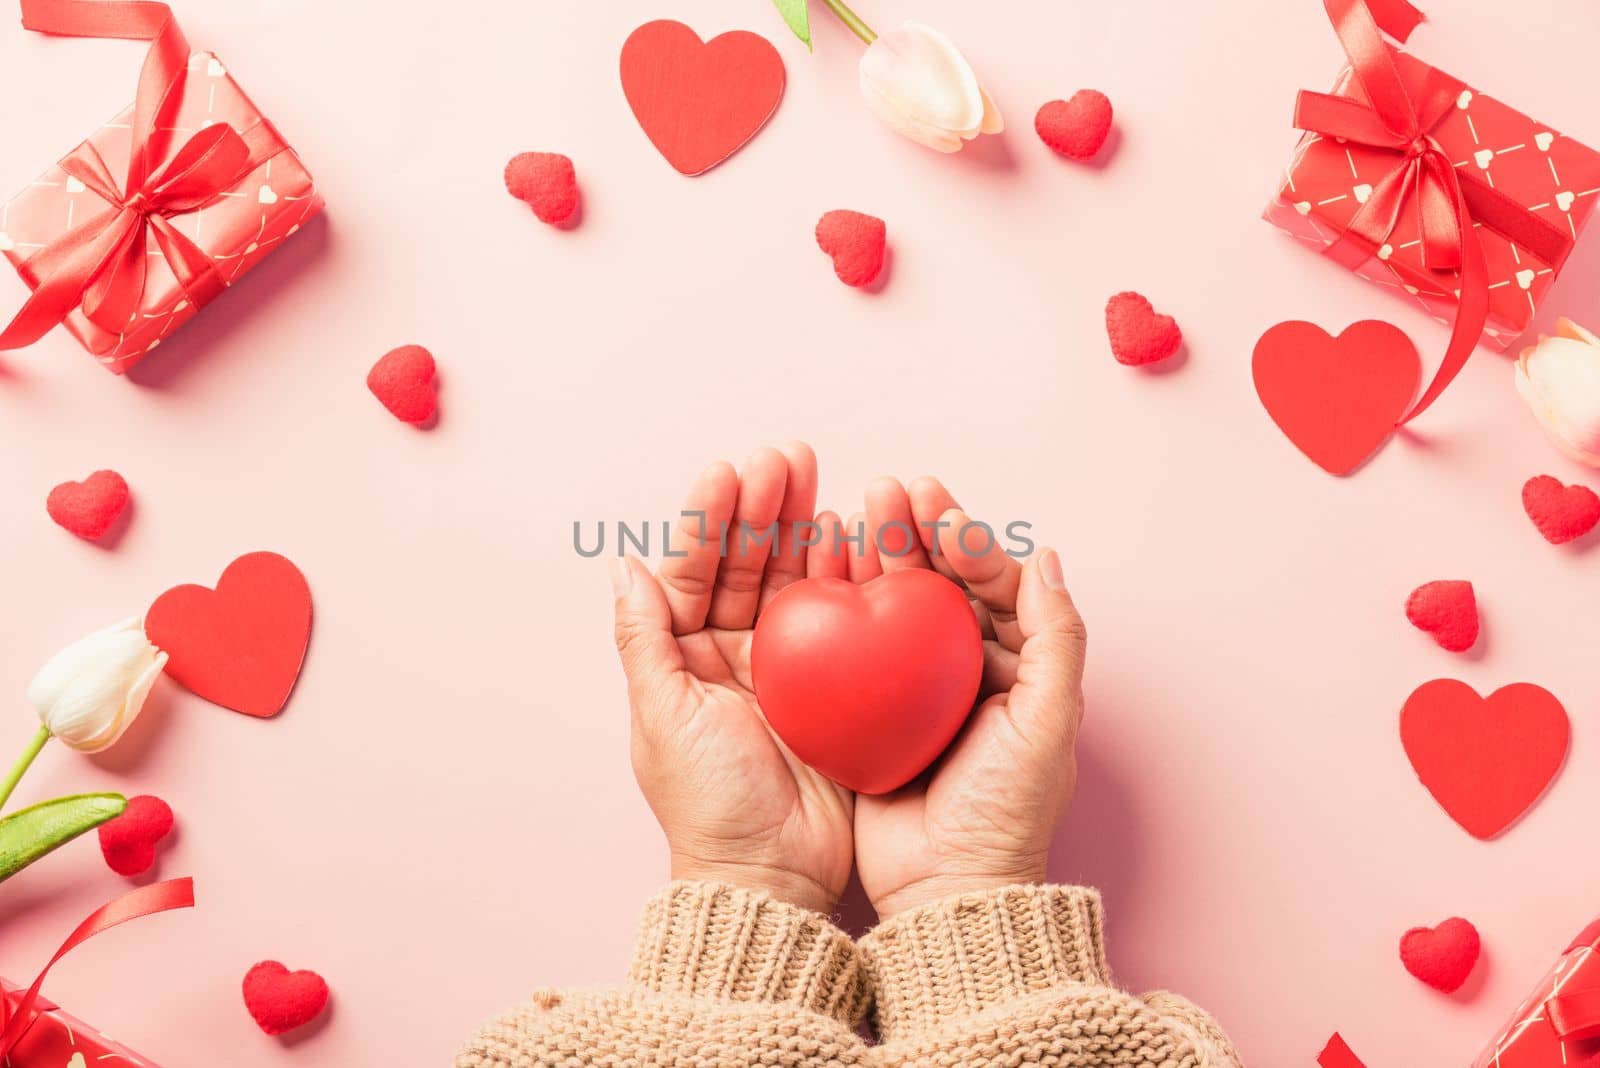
left=751, top=570, right=983, bottom=795
left=1401, top=679, right=1569, bottom=839
left=1522, top=475, right=1600, bottom=545
left=145, top=552, right=312, bottom=718
left=242, top=961, right=329, bottom=1036
left=97, top=794, right=174, bottom=876
left=1105, top=291, right=1181, bottom=365
left=504, top=152, right=579, bottom=225
left=367, top=345, right=438, bottom=425
left=1253, top=320, right=1420, bottom=475
left=1405, top=580, right=1478, bottom=653
left=815, top=210, right=886, bottom=287
left=1400, top=917, right=1480, bottom=993
left=1035, top=90, right=1113, bottom=159
left=620, top=20, right=785, bottom=176
left=46, top=469, right=129, bottom=541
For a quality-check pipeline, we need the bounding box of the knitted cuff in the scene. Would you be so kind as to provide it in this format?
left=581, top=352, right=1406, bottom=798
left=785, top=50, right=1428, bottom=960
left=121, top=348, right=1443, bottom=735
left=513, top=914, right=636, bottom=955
left=859, top=883, right=1111, bottom=1042
left=627, top=881, right=871, bottom=1027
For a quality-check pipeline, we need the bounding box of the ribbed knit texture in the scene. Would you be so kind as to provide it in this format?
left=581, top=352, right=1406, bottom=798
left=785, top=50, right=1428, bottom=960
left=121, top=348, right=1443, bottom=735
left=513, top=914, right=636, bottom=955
left=457, top=881, right=1242, bottom=1068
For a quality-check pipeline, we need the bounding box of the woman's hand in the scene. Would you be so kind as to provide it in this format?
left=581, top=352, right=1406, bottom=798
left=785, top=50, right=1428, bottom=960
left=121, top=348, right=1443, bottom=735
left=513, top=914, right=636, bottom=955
left=842, top=476, right=1087, bottom=921
left=610, top=444, right=854, bottom=916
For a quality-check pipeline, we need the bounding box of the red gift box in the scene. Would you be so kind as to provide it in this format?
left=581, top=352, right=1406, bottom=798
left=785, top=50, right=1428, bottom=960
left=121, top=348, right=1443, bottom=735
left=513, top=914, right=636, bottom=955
left=0, top=0, right=322, bottom=373
left=1, top=982, right=160, bottom=1066
left=1263, top=0, right=1600, bottom=420
left=1473, top=919, right=1600, bottom=1068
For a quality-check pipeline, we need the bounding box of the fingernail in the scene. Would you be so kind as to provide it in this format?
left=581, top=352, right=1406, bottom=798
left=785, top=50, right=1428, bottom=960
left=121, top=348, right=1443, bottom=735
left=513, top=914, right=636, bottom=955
left=608, top=557, right=633, bottom=598
left=1040, top=548, right=1066, bottom=591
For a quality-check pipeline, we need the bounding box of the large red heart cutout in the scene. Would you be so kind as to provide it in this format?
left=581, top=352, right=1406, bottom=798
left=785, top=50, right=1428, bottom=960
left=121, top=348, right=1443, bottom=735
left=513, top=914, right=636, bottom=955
left=751, top=570, right=982, bottom=795
left=1401, top=679, right=1569, bottom=839
left=145, top=552, right=312, bottom=718
left=620, top=20, right=785, bottom=176
left=1253, top=320, right=1420, bottom=475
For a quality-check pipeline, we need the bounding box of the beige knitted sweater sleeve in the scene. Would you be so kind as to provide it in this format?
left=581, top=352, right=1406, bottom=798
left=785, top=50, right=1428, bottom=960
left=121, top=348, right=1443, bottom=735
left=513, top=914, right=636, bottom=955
left=456, top=881, right=1242, bottom=1068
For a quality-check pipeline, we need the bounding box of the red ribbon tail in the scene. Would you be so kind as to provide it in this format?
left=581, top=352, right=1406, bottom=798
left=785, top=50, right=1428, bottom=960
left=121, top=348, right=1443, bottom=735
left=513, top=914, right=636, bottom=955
left=1400, top=192, right=1488, bottom=423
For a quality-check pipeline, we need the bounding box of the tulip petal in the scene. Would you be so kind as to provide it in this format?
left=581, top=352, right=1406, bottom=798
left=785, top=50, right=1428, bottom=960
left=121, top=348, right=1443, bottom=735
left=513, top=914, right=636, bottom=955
left=978, top=86, right=1004, bottom=135
left=859, top=74, right=965, bottom=152
left=1517, top=336, right=1600, bottom=467
left=1558, top=317, right=1600, bottom=347
left=859, top=22, right=985, bottom=142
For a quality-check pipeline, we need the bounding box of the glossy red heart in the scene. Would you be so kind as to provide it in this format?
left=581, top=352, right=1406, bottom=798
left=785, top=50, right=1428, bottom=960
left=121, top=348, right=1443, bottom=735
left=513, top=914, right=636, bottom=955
left=751, top=570, right=983, bottom=795
left=1253, top=320, right=1420, bottom=475
left=620, top=20, right=785, bottom=176
left=1401, top=680, right=1569, bottom=839
left=46, top=469, right=130, bottom=541
left=1522, top=475, right=1600, bottom=545
left=242, top=961, right=329, bottom=1036
left=1400, top=917, right=1480, bottom=993
left=145, top=552, right=312, bottom=718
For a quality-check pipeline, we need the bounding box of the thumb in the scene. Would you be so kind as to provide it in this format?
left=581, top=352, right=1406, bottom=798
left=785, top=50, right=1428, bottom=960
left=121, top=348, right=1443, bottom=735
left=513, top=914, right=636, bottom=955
left=1009, top=548, right=1088, bottom=751
left=610, top=557, right=687, bottom=705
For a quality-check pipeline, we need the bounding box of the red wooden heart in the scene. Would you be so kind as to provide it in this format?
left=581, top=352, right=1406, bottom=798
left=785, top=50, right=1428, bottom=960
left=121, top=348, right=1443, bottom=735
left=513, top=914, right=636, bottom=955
left=751, top=570, right=983, bottom=795
left=1253, top=320, right=1420, bottom=475
left=1399, top=916, right=1480, bottom=993
left=145, top=552, right=311, bottom=718
left=620, top=20, right=785, bottom=176
left=1401, top=679, right=1569, bottom=839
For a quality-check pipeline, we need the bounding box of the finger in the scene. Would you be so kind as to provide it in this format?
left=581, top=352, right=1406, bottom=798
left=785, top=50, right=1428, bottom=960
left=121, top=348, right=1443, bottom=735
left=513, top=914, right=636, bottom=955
left=807, top=510, right=850, bottom=581
left=759, top=442, right=819, bottom=611
left=657, top=460, right=739, bottom=635
left=707, top=446, right=789, bottom=631
left=937, top=508, right=1024, bottom=653
left=843, top=511, right=882, bottom=583
left=865, top=476, right=931, bottom=572
left=907, top=476, right=965, bottom=584
left=980, top=641, right=1019, bottom=696
left=610, top=557, right=689, bottom=731
left=1008, top=548, right=1088, bottom=751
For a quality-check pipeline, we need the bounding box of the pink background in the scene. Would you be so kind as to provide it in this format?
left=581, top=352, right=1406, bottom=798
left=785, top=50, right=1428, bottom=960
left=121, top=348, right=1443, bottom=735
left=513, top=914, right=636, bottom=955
left=2, top=1, right=1600, bottom=1064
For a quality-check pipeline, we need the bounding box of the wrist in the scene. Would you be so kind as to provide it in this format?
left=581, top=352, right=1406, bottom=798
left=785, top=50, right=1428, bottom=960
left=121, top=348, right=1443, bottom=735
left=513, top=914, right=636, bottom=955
left=671, top=856, right=838, bottom=915
left=872, top=863, right=1048, bottom=920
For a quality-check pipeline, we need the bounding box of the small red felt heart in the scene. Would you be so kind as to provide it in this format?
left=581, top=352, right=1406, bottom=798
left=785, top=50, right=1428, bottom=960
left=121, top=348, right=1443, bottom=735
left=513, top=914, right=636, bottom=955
left=1105, top=291, right=1181, bottom=366
left=97, top=794, right=174, bottom=877
left=815, top=210, right=886, bottom=288
left=1405, top=580, right=1478, bottom=653
left=504, top=152, right=579, bottom=225
left=1401, top=679, right=1569, bottom=839
left=620, top=20, right=785, bottom=176
left=1400, top=917, right=1480, bottom=993
left=145, top=551, right=312, bottom=718
left=367, top=345, right=438, bottom=425
left=46, top=470, right=130, bottom=541
left=1522, top=475, right=1600, bottom=545
left=1253, top=320, right=1420, bottom=476
left=242, top=961, right=329, bottom=1036
left=752, top=570, right=983, bottom=795
left=1035, top=90, right=1113, bottom=160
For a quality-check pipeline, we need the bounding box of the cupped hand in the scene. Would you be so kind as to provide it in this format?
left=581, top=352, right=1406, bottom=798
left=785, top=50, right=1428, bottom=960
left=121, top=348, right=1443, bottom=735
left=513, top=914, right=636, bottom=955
left=832, top=477, right=1088, bottom=921
left=610, top=443, right=854, bottom=916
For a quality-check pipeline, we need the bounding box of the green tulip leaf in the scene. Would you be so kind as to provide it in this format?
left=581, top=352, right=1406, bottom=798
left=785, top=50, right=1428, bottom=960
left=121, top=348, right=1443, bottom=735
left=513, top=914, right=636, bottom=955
left=0, top=793, right=126, bottom=884
left=773, top=0, right=811, bottom=49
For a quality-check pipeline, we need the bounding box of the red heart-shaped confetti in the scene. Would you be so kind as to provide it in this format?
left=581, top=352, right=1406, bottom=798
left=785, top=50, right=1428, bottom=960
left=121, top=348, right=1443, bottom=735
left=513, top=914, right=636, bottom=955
left=1253, top=320, right=1420, bottom=476
left=1522, top=475, right=1600, bottom=545
left=97, top=794, right=174, bottom=877
left=46, top=470, right=130, bottom=541
left=1405, top=580, right=1478, bottom=653
left=368, top=345, right=438, bottom=425
left=1400, top=917, right=1480, bottom=993
left=1105, top=291, right=1181, bottom=366
left=815, top=210, right=886, bottom=288
left=1035, top=90, right=1113, bottom=159
left=145, top=551, right=312, bottom=718
left=1402, top=679, right=1569, bottom=839
left=242, top=961, right=329, bottom=1036
left=504, top=152, right=579, bottom=225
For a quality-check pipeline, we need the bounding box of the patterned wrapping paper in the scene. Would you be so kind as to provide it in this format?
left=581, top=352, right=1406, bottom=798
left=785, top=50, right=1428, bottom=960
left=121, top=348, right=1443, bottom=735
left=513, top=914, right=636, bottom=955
left=1472, top=920, right=1600, bottom=1068
left=0, top=51, right=322, bottom=374
left=1264, top=49, right=1600, bottom=352
left=1, top=980, right=159, bottom=1066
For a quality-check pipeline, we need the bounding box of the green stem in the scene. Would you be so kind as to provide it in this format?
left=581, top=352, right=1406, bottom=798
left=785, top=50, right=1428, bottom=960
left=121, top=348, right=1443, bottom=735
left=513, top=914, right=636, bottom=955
left=820, top=0, right=876, bottom=44
left=0, top=726, right=51, bottom=813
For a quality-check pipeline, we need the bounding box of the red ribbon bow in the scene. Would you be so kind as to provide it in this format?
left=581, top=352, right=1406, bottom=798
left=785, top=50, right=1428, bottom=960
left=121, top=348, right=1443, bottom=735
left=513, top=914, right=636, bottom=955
left=1294, top=0, right=1575, bottom=422
left=0, top=0, right=285, bottom=350
left=0, top=877, right=194, bottom=1055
